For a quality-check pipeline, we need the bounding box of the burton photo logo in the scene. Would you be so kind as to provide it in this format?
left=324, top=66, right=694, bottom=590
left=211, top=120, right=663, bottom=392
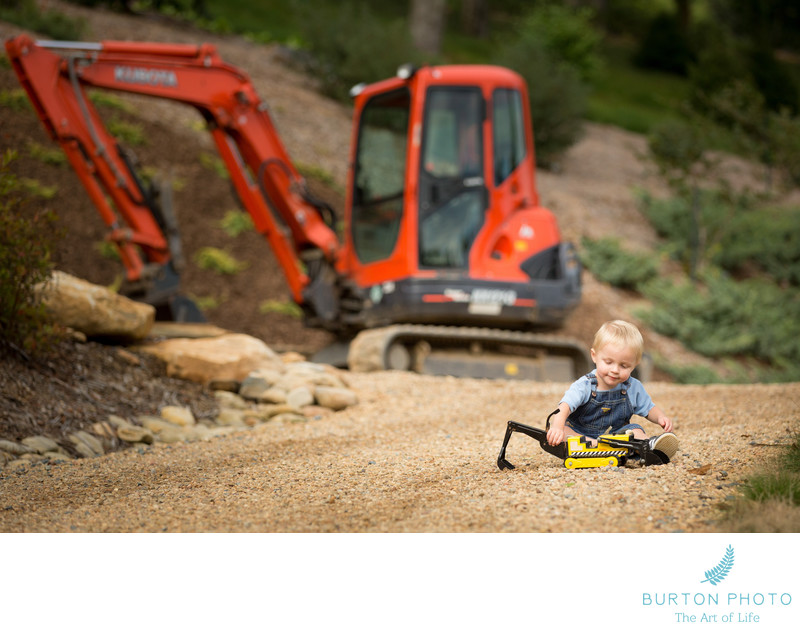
left=700, top=545, right=735, bottom=586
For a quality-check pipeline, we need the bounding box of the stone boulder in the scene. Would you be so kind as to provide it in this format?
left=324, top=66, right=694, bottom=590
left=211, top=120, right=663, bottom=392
left=35, top=270, right=154, bottom=340
left=136, top=333, right=284, bottom=384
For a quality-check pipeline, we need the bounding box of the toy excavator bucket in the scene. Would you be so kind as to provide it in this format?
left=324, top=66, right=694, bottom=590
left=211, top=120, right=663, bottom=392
left=497, top=410, right=566, bottom=470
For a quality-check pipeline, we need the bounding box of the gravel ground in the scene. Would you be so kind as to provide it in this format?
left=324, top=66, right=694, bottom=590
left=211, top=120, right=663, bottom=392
left=2, top=373, right=797, bottom=533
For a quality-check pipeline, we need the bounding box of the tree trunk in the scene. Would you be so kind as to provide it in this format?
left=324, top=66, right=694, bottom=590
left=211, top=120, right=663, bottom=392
left=461, top=0, right=488, bottom=39
left=410, top=0, right=448, bottom=56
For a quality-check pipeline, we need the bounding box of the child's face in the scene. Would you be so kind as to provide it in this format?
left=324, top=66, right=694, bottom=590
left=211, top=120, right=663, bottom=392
left=590, top=342, right=638, bottom=390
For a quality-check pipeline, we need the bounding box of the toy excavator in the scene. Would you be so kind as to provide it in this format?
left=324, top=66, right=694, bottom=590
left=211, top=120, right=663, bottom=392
left=5, top=35, right=589, bottom=380
left=497, top=409, right=674, bottom=469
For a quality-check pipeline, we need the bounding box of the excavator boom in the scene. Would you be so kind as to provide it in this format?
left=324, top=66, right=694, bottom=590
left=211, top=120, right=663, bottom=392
left=5, top=35, right=340, bottom=319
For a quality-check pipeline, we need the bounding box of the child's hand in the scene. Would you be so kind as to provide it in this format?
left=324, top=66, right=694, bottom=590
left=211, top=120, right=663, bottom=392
left=547, top=424, right=566, bottom=446
left=659, top=416, right=673, bottom=432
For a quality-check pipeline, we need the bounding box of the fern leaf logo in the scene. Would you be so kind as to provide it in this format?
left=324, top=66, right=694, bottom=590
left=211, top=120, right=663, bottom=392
left=700, top=545, right=734, bottom=585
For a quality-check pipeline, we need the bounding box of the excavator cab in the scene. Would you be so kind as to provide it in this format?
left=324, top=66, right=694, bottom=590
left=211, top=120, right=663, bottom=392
left=339, top=65, right=582, bottom=333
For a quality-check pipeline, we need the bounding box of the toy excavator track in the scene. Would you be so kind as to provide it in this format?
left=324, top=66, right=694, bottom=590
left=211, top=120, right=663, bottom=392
left=347, top=325, right=592, bottom=381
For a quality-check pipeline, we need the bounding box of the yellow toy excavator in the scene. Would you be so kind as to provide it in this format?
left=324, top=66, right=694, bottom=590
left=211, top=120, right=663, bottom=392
left=497, top=409, right=675, bottom=470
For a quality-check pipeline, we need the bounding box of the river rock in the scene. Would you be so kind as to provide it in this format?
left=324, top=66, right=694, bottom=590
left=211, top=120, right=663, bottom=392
left=287, top=386, right=314, bottom=409
left=69, top=431, right=104, bottom=458
left=314, top=386, right=358, bottom=411
left=0, top=440, right=36, bottom=456
left=214, top=391, right=248, bottom=410
left=116, top=425, right=155, bottom=444
left=161, top=405, right=196, bottom=427
left=35, top=270, right=155, bottom=340
left=21, top=436, right=62, bottom=455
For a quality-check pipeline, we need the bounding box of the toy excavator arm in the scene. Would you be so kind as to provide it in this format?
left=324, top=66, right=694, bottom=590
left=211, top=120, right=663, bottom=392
left=4, top=35, right=339, bottom=306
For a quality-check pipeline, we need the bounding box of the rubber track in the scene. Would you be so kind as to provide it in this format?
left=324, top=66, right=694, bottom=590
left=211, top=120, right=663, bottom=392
left=347, top=324, right=592, bottom=376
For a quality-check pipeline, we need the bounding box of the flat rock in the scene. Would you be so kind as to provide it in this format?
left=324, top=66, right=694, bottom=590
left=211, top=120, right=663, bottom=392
left=135, top=333, right=283, bottom=384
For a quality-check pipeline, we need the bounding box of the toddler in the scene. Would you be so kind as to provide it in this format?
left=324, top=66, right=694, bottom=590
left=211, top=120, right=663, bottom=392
left=546, top=320, right=679, bottom=460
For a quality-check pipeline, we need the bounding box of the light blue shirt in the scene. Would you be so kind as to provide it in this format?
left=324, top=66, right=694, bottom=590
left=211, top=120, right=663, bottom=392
left=560, top=371, right=655, bottom=417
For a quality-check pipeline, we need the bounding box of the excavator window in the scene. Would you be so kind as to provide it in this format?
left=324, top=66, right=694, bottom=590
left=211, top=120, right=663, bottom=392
left=418, top=87, right=487, bottom=269
left=352, top=88, right=410, bottom=264
left=492, top=88, right=527, bottom=185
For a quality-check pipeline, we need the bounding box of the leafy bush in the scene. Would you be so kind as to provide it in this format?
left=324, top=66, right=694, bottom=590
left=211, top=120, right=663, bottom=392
left=639, top=270, right=800, bottom=374
left=513, top=4, right=603, bottom=83
left=492, top=4, right=601, bottom=166
left=292, top=1, right=420, bottom=103
left=579, top=236, right=659, bottom=290
left=0, top=0, right=86, bottom=40
left=0, top=151, right=63, bottom=357
left=495, top=38, right=587, bottom=168
left=637, top=188, right=743, bottom=275
left=634, top=11, right=694, bottom=76
left=715, top=204, right=800, bottom=287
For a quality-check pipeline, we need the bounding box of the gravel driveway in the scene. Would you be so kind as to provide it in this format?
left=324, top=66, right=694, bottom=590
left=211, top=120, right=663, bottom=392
left=2, top=373, right=797, bottom=533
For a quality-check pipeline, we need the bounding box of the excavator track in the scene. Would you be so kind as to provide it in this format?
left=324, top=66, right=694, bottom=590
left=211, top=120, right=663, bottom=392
left=347, top=325, right=592, bottom=381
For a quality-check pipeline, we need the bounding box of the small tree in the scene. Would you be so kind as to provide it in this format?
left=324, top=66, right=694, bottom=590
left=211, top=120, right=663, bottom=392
left=0, top=150, right=63, bottom=358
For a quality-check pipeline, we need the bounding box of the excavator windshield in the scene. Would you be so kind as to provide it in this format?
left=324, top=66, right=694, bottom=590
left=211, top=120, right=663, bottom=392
left=418, top=86, right=486, bottom=269
left=351, top=88, right=410, bottom=264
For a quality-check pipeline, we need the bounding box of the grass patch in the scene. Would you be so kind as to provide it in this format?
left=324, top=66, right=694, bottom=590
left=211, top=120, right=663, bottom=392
left=199, top=152, right=229, bottom=180
left=719, top=435, right=800, bottom=532
left=259, top=299, right=303, bottom=318
left=27, top=141, right=67, bottom=167
left=219, top=210, right=254, bottom=237
left=193, top=247, right=247, bottom=275
left=107, top=118, right=146, bottom=146
left=0, top=89, right=32, bottom=112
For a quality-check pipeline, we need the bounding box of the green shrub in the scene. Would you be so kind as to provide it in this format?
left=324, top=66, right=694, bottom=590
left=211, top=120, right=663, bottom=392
left=199, top=152, right=229, bottom=179
left=107, top=118, right=146, bottom=146
left=259, top=299, right=302, bottom=318
left=0, top=151, right=63, bottom=357
left=0, top=89, right=32, bottom=112
left=193, top=247, right=247, bottom=274
left=513, top=4, right=603, bottom=83
left=292, top=1, right=420, bottom=103
left=634, top=11, right=694, bottom=76
left=579, top=236, right=659, bottom=290
left=492, top=4, right=601, bottom=167
left=27, top=141, right=67, bottom=167
left=495, top=39, right=587, bottom=167
left=637, top=188, right=742, bottom=275
left=716, top=204, right=800, bottom=287
left=219, top=210, right=254, bottom=237
left=639, top=270, right=800, bottom=373
left=0, top=0, right=86, bottom=40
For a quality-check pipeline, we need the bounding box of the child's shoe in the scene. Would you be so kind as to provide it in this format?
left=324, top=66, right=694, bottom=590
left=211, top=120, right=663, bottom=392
left=649, top=432, right=679, bottom=461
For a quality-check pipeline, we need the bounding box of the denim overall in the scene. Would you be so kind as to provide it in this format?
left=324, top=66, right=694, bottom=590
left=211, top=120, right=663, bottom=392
left=565, top=373, right=644, bottom=439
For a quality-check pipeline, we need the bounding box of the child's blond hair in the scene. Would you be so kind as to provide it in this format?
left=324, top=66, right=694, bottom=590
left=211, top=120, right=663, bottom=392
left=592, top=320, right=644, bottom=364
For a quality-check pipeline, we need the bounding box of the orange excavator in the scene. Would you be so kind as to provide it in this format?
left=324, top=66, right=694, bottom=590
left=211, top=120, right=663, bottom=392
left=5, top=35, right=590, bottom=379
